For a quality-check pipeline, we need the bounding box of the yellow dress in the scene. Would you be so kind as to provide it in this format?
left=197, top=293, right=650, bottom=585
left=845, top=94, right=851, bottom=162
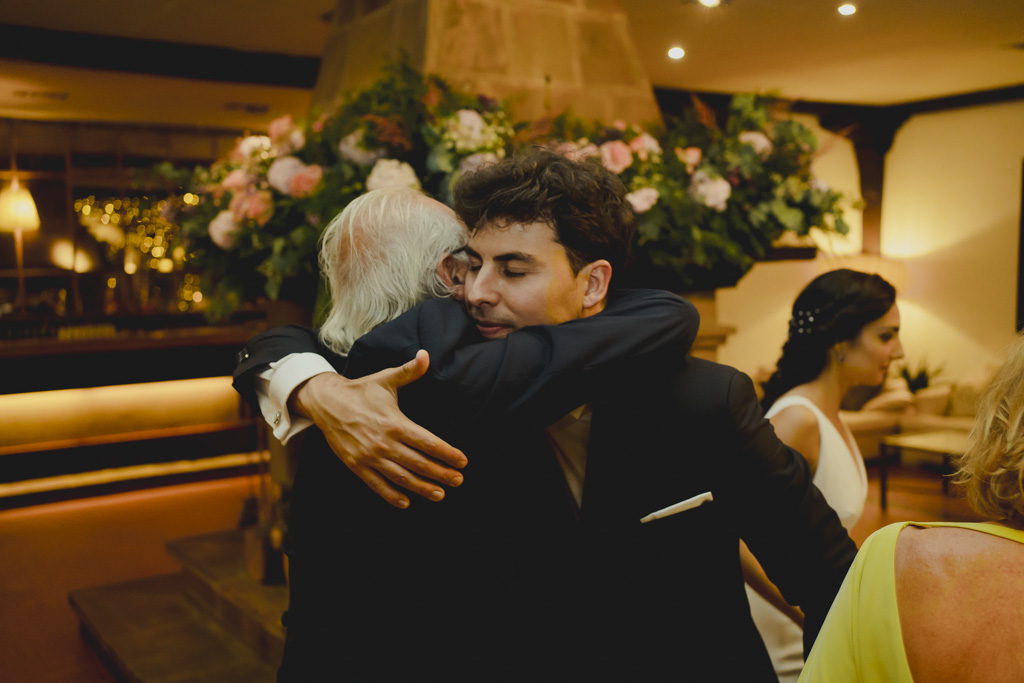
left=799, top=520, right=1024, bottom=682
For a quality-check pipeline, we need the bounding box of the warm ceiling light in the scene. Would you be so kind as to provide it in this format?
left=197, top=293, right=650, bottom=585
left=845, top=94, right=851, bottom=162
left=668, top=47, right=686, bottom=60
left=838, top=4, right=856, bottom=15
left=0, top=177, right=40, bottom=233
left=698, top=0, right=722, bottom=7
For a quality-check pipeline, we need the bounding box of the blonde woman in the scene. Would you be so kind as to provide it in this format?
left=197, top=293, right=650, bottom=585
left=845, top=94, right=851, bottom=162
left=800, top=330, right=1024, bottom=682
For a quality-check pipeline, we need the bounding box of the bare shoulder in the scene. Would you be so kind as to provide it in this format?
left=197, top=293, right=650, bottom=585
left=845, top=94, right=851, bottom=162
left=768, top=403, right=821, bottom=471
left=896, top=525, right=1024, bottom=682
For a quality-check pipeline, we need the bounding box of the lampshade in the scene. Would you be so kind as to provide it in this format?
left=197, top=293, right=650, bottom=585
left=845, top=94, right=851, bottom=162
left=0, top=176, right=41, bottom=232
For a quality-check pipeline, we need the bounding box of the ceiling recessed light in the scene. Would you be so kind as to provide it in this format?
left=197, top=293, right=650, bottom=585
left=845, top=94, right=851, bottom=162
left=838, top=4, right=856, bottom=15
left=698, top=0, right=722, bottom=7
left=668, top=47, right=685, bottom=60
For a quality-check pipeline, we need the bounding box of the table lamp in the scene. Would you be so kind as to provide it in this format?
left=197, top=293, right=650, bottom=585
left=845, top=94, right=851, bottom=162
left=0, top=175, right=41, bottom=313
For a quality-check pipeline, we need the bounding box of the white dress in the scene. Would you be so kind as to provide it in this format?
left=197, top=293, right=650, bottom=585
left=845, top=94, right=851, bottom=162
left=746, top=395, right=868, bottom=683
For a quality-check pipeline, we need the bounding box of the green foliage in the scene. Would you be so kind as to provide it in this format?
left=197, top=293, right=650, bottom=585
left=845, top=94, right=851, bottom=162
left=900, top=358, right=944, bottom=393
left=162, top=60, right=853, bottom=316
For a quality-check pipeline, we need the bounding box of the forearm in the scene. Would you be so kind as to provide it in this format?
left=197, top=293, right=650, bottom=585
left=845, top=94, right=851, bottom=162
left=740, top=540, right=805, bottom=628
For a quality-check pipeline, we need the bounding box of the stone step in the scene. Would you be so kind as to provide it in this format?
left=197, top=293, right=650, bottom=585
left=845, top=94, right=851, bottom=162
left=69, top=573, right=277, bottom=683
left=166, top=530, right=288, bottom=668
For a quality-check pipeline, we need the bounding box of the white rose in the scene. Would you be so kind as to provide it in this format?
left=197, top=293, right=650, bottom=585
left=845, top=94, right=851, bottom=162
left=739, top=131, right=773, bottom=157
left=453, top=109, right=487, bottom=146
left=267, top=156, right=304, bottom=195
left=626, top=187, right=659, bottom=213
left=236, top=135, right=273, bottom=160
left=339, top=130, right=385, bottom=166
left=690, top=170, right=732, bottom=212
left=366, top=159, right=421, bottom=192
left=459, top=152, right=499, bottom=174
left=810, top=178, right=830, bottom=192
left=208, top=210, right=240, bottom=249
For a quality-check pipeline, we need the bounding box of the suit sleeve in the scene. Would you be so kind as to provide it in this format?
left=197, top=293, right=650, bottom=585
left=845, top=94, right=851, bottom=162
left=345, top=288, right=700, bottom=428
left=716, top=369, right=858, bottom=656
left=232, top=325, right=343, bottom=409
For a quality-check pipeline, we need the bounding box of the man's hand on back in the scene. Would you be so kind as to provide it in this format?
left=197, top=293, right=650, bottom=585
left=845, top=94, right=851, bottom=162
left=291, top=350, right=468, bottom=509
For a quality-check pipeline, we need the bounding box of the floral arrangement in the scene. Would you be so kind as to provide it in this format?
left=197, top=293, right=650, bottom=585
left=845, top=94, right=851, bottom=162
left=536, top=95, right=852, bottom=290
left=169, top=60, right=513, bottom=318
left=169, top=60, right=851, bottom=316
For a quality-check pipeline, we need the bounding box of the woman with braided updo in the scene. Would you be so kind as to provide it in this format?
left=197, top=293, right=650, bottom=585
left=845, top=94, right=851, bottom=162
left=742, top=268, right=903, bottom=682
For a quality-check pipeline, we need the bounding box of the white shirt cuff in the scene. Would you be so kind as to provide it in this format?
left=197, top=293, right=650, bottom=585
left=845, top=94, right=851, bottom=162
left=254, top=352, right=339, bottom=444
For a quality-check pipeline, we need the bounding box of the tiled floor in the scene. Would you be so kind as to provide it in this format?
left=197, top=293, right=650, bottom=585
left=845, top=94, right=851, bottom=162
left=0, top=464, right=980, bottom=683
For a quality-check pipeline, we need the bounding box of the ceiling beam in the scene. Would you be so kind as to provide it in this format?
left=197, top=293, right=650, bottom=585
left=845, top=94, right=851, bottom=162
left=0, top=24, right=320, bottom=89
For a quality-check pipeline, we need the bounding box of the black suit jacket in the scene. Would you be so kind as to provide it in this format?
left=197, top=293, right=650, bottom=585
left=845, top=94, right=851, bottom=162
left=567, top=354, right=856, bottom=679
left=233, top=290, right=708, bottom=680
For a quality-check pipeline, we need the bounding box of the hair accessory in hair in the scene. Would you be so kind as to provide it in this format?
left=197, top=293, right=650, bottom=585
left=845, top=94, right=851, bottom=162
left=788, top=307, right=820, bottom=336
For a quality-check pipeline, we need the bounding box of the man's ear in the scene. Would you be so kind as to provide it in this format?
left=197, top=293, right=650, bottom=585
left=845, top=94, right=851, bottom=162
left=437, top=252, right=468, bottom=302
left=580, top=259, right=612, bottom=311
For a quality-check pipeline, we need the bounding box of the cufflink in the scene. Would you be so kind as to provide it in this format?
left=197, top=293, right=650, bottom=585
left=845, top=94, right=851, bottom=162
left=237, top=348, right=250, bottom=364
left=273, top=411, right=282, bottom=427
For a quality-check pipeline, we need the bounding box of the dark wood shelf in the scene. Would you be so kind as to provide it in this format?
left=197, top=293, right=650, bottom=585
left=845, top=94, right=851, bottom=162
left=0, top=321, right=265, bottom=393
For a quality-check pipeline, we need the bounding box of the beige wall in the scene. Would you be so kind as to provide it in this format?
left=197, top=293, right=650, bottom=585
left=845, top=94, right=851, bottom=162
left=882, top=101, right=1024, bottom=381
left=716, top=101, right=1024, bottom=386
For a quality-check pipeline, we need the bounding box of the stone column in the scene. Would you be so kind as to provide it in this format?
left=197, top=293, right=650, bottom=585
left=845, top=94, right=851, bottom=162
left=313, top=0, right=662, bottom=127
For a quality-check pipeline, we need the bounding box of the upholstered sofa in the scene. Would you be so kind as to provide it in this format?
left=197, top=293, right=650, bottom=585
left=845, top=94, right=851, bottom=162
left=841, top=366, right=996, bottom=459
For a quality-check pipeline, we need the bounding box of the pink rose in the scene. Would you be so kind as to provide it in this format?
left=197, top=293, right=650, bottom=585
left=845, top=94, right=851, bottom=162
left=613, top=120, right=628, bottom=131
left=229, top=189, right=274, bottom=226
left=600, top=140, right=633, bottom=174
left=626, top=187, right=659, bottom=213
left=675, top=146, right=702, bottom=173
left=268, top=115, right=305, bottom=154
left=268, top=115, right=294, bottom=144
left=312, top=113, right=328, bottom=133
left=289, top=164, right=323, bottom=197
left=221, top=168, right=250, bottom=193
left=208, top=210, right=240, bottom=249
left=628, top=133, right=662, bottom=161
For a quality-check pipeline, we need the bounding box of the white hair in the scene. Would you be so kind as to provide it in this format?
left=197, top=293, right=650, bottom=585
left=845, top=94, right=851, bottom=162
left=318, top=187, right=467, bottom=355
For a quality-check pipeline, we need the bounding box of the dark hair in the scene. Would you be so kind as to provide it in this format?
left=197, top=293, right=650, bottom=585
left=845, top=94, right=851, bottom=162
left=452, top=148, right=635, bottom=274
left=761, top=268, right=897, bottom=410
